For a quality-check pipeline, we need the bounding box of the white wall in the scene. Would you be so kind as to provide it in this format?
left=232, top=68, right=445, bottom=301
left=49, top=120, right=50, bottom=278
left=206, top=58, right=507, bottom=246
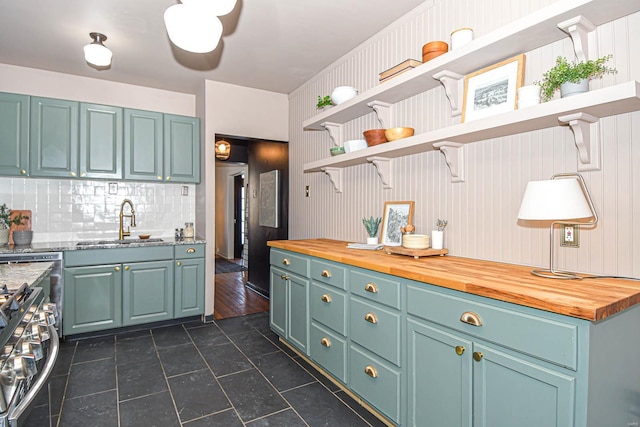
left=288, top=0, right=640, bottom=278
left=215, top=163, right=247, bottom=258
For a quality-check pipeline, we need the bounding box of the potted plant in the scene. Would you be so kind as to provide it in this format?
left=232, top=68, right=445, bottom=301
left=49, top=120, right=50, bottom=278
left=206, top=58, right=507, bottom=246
left=536, top=54, right=617, bottom=102
left=316, top=95, right=332, bottom=110
left=0, top=204, right=29, bottom=246
left=362, top=216, right=381, bottom=245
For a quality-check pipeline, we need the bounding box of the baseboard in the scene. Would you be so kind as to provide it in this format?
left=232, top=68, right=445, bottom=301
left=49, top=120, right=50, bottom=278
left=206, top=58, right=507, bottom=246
left=246, top=281, right=270, bottom=299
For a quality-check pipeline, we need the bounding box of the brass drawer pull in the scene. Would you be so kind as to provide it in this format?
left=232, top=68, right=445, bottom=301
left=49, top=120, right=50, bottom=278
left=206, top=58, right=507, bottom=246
left=280, top=275, right=289, bottom=280
left=282, top=258, right=291, bottom=266
left=455, top=345, right=465, bottom=356
left=186, top=248, right=196, bottom=253
left=321, top=294, right=332, bottom=303
left=321, top=269, right=331, bottom=278
left=364, top=283, right=378, bottom=293
left=364, top=365, right=378, bottom=378
left=473, top=352, right=484, bottom=362
left=364, top=313, right=378, bottom=324
left=321, top=337, right=331, bottom=347
left=460, top=311, right=482, bottom=327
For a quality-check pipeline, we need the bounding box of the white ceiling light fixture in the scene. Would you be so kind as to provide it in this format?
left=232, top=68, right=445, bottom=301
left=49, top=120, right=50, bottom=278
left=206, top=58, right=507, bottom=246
left=164, top=4, right=223, bottom=53
left=180, top=0, right=238, bottom=16
left=83, top=32, right=112, bottom=68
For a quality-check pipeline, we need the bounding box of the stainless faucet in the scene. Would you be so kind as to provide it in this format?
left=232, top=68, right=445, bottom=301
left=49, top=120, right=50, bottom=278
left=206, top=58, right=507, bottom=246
left=119, top=199, right=136, bottom=240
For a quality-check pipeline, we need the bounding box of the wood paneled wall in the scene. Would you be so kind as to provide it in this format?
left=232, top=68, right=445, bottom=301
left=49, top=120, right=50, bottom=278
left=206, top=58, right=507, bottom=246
left=288, top=0, right=640, bottom=278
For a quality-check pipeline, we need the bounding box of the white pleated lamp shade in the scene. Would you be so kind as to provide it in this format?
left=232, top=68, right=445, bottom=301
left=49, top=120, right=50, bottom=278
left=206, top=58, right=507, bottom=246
left=84, top=41, right=112, bottom=67
left=164, top=4, right=223, bottom=53
left=180, top=0, right=238, bottom=16
left=518, top=178, right=593, bottom=220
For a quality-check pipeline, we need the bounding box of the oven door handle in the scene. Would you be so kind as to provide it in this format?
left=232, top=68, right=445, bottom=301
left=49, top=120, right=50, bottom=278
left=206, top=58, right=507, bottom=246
left=8, top=324, right=59, bottom=426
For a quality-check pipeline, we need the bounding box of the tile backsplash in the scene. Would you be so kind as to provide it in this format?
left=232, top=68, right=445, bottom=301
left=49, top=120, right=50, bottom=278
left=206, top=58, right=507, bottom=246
left=0, top=177, right=195, bottom=243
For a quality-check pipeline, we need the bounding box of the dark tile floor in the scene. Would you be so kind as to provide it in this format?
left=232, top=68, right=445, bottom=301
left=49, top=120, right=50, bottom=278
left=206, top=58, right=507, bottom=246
left=24, top=312, right=387, bottom=427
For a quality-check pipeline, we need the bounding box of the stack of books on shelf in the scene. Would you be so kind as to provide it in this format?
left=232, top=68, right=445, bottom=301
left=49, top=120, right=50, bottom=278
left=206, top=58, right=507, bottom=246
left=379, top=59, right=422, bottom=83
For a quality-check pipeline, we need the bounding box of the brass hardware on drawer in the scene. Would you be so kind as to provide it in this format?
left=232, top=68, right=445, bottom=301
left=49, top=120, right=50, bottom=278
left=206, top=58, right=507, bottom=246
left=80, top=172, right=86, bottom=177
left=177, top=261, right=182, bottom=266
left=364, top=283, right=378, bottom=293
left=460, top=311, right=483, bottom=327
left=455, top=346, right=465, bottom=356
left=280, top=275, right=289, bottom=280
left=186, top=248, right=196, bottom=253
left=321, top=269, right=331, bottom=278
left=320, top=337, right=331, bottom=347
left=473, top=352, right=484, bottom=362
left=157, top=176, right=162, bottom=180
left=364, top=313, right=378, bottom=324
left=115, top=267, right=120, bottom=272
left=364, top=365, right=378, bottom=378
left=20, top=169, right=26, bottom=175
left=321, top=294, right=332, bottom=303
left=282, top=258, right=291, bottom=266
left=124, top=265, right=130, bottom=271
left=70, top=171, right=76, bottom=177
left=166, top=176, right=171, bottom=181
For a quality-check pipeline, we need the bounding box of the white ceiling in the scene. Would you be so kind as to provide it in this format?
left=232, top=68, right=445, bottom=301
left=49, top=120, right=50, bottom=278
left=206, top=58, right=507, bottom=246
left=0, top=1, right=425, bottom=95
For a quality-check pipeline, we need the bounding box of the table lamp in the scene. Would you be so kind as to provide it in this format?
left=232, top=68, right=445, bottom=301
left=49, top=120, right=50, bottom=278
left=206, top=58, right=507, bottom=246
left=517, top=173, right=598, bottom=279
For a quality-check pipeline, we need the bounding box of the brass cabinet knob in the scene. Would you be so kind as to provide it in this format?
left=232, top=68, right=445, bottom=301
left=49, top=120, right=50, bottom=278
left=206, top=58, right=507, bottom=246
left=115, top=266, right=120, bottom=272
left=186, top=248, right=196, bottom=253
left=124, top=265, right=130, bottom=271
left=157, top=176, right=162, bottom=180
left=364, top=365, right=378, bottom=378
left=455, top=346, right=465, bottom=356
left=20, top=169, right=26, bottom=175
left=320, top=337, right=331, bottom=347
left=460, top=311, right=483, bottom=327
left=321, top=269, right=331, bottom=278
left=177, top=261, right=182, bottom=266
left=364, top=283, right=378, bottom=293
left=70, top=171, right=76, bottom=177
left=364, top=312, right=378, bottom=324
left=280, top=275, right=289, bottom=280
left=166, top=176, right=171, bottom=181
left=80, top=172, right=86, bottom=177
left=473, top=352, right=484, bottom=362
left=321, top=294, right=332, bottom=303
left=282, top=258, right=291, bottom=266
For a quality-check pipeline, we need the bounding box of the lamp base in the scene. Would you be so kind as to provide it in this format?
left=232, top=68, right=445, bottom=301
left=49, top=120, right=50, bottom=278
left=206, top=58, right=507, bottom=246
left=531, top=269, right=581, bottom=280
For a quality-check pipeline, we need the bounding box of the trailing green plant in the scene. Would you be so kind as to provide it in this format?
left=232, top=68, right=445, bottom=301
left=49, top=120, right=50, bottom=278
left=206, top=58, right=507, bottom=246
left=0, top=204, right=29, bottom=229
left=362, top=216, right=381, bottom=238
left=535, top=54, right=617, bottom=102
left=316, top=95, right=332, bottom=109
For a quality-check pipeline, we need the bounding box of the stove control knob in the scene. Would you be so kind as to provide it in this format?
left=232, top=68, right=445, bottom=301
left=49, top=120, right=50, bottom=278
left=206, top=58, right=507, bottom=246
left=43, top=303, right=58, bottom=318
left=11, top=354, right=38, bottom=380
left=36, top=324, right=50, bottom=342
left=35, top=310, right=56, bottom=326
left=18, top=339, right=44, bottom=361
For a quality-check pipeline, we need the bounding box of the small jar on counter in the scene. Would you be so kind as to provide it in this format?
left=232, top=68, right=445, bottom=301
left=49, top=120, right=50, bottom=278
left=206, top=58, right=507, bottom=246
left=184, top=222, right=194, bottom=239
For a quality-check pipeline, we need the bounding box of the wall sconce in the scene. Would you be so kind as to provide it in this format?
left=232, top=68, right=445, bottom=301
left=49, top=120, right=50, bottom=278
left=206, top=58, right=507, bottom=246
left=215, top=140, right=231, bottom=160
left=84, top=32, right=112, bottom=68
left=517, top=173, right=598, bottom=279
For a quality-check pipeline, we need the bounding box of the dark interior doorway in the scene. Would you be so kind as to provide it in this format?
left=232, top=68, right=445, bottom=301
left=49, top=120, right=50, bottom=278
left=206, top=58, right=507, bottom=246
left=233, top=174, right=245, bottom=259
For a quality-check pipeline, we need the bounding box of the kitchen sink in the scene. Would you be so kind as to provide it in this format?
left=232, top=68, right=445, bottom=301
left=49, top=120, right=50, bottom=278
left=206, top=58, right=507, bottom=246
left=76, top=238, right=164, bottom=246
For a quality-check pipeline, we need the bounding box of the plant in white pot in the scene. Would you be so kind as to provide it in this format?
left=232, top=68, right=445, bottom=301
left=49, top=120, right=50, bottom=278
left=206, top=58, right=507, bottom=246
left=536, top=54, right=617, bottom=102
left=0, top=204, right=29, bottom=246
left=362, top=216, right=382, bottom=245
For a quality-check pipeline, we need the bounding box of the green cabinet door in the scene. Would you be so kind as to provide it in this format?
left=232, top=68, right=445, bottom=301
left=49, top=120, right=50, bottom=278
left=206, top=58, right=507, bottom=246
left=124, top=108, right=164, bottom=182
left=407, top=318, right=473, bottom=427
left=30, top=97, right=79, bottom=178
left=287, top=272, right=309, bottom=353
left=80, top=103, right=123, bottom=179
left=164, top=114, right=200, bottom=183
left=175, top=257, right=205, bottom=318
left=63, top=264, right=122, bottom=336
left=269, top=266, right=287, bottom=337
left=473, top=343, right=575, bottom=427
left=122, top=260, right=174, bottom=326
left=0, top=92, right=29, bottom=176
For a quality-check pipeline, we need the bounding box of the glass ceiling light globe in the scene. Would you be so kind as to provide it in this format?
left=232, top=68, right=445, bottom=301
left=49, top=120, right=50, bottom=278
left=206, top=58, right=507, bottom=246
left=164, top=4, right=223, bottom=53
left=180, top=0, right=238, bottom=16
left=83, top=33, right=112, bottom=67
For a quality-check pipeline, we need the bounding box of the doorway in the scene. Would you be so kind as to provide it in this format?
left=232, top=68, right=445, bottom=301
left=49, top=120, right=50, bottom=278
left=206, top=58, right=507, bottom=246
left=233, top=174, right=245, bottom=260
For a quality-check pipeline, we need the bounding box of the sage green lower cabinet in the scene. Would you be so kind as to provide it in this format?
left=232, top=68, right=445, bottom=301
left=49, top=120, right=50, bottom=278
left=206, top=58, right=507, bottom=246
left=122, top=260, right=173, bottom=326
left=0, top=92, right=29, bottom=177
left=270, top=266, right=309, bottom=353
left=174, top=257, right=205, bottom=318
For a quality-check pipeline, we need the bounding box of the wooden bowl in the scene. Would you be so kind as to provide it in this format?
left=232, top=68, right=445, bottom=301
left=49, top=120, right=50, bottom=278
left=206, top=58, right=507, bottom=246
left=138, top=234, right=151, bottom=240
left=422, top=41, right=448, bottom=62
left=363, top=129, right=388, bottom=146
left=385, top=127, right=415, bottom=141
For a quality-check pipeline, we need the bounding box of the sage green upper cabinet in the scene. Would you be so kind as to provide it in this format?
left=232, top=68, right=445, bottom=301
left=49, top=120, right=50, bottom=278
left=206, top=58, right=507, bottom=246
left=80, top=103, right=123, bottom=179
left=124, top=108, right=164, bottom=182
left=164, top=114, right=200, bottom=183
left=0, top=92, right=29, bottom=177
left=29, top=96, right=79, bottom=178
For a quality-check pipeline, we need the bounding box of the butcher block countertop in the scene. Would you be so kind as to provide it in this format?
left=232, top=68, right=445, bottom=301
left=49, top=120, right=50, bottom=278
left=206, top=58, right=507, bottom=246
left=268, top=239, right=640, bottom=322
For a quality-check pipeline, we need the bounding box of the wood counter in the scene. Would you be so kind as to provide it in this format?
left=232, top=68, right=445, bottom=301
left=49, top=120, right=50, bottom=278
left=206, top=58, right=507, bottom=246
left=268, top=238, right=640, bottom=321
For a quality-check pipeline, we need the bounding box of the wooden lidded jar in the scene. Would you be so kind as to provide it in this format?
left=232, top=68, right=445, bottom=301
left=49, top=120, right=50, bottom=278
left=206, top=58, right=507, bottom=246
left=422, top=41, right=448, bottom=63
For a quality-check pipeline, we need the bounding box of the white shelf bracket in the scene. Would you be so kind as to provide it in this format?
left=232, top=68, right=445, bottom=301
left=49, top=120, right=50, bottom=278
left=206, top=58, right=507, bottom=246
left=321, top=122, right=343, bottom=147
left=558, top=112, right=600, bottom=171
left=321, top=167, right=343, bottom=193
left=367, top=156, right=393, bottom=189
left=433, top=142, right=465, bottom=182
left=367, top=101, right=392, bottom=128
left=433, top=70, right=464, bottom=117
left=558, top=16, right=595, bottom=62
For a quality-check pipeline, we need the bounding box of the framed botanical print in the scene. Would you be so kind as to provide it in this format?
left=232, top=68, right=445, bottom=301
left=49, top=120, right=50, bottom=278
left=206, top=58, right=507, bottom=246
left=380, top=201, right=415, bottom=246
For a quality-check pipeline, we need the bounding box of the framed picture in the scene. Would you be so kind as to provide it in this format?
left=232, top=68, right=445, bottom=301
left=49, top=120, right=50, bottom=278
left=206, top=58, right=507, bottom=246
left=462, top=53, right=525, bottom=122
left=381, top=201, right=415, bottom=246
left=258, top=170, right=279, bottom=228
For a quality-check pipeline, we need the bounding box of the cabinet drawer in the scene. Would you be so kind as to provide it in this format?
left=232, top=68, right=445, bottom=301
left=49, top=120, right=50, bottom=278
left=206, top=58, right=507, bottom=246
left=350, top=297, right=401, bottom=366
left=349, top=344, right=401, bottom=423
left=350, top=268, right=401, bottom=309
left=407, top=284, right=578, bottom=370
left=174, top=243, right=205, bottom=259
left=310, top=282, right=347, bottom=335
left=310, top=322, right=347, bottom=383
left=270, top=249, right=309, bottom=278
left=311, top=259, right=347, bottom=290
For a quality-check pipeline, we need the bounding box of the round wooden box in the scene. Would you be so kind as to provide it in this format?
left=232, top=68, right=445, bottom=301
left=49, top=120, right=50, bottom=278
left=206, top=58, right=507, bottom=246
left=422, top=41, right=448, bottom=62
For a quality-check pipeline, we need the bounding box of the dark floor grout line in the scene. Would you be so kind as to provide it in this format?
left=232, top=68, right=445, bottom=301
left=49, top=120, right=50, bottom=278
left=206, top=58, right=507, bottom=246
left=62, top=387, right=117, bottom=401
left=70, top=355, right=114, bottom=366
left=116, top=388, right=168, bottom=404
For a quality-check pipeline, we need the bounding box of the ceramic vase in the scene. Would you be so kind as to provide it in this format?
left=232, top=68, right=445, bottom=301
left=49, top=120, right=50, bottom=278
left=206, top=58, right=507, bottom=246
left=367, top=237, right=379, bottom=245
left=560, top=79, right=589, bottom=98
left=431, top=230, right=444, bottom=250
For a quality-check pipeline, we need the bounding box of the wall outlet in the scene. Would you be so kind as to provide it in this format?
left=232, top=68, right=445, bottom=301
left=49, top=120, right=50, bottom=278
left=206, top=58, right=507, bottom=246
left=560, top=224, right=579, bottom=247
left=181, top=186, right=188, bottom=196
left=305, top=185, right=310, bottom=197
